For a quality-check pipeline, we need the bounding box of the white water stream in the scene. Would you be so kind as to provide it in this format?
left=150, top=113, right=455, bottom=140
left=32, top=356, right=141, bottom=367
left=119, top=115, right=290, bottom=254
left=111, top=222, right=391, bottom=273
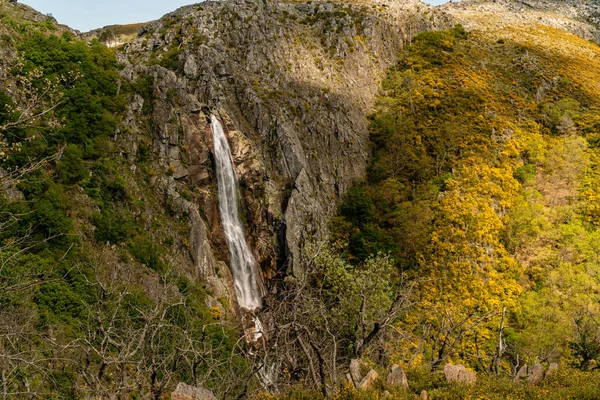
left=210, top=115, right=263, bottom=312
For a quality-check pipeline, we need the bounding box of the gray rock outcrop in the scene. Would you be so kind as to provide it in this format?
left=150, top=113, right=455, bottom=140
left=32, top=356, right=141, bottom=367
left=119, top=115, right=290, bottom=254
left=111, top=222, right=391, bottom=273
left=514, top=364, right=529, bottom=382
left=446, top=0, right=600, bottom=43
left=513, top=362, right=547, bottom=385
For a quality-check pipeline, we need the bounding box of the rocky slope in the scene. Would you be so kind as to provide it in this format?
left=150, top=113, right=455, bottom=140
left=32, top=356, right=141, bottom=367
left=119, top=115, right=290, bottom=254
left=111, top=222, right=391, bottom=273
left=117, top=0, right=451, bottom=291
left=446, top=0, right=600, bottom=42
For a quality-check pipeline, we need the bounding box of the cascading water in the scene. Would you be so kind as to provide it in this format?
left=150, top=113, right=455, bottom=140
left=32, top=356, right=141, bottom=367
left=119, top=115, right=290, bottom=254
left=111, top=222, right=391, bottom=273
left=211, top=115, right=278, bottom=390
left=210, top=115, right=263, bottom=312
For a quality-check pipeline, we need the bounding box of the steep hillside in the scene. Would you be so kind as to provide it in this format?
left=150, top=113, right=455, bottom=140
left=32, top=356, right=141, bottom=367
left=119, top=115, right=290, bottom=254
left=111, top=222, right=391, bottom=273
left=117, top=0, right=450, bottom=285
left=0, top=0, right=76, bottom=79
left=7, top=0, right=600, bottom=397
left=0, top=0, right=450, bottom=398
left=324, top=0, right=600, bottom=397
left=0, top=0, right=249, bottom=397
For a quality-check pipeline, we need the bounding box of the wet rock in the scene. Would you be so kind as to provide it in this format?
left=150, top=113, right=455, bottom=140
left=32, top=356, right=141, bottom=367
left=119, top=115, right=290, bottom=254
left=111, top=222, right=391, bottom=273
left=444, top=363, right=476, bottom=384
left=171, top=382, right=216, bottom=400
left=386, top=364, right=408, bottom=389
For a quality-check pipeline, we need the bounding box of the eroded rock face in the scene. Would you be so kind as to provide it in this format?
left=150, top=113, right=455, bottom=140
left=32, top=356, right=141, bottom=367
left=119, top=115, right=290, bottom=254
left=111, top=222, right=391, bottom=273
left=118, top=0, right=450, bottom=302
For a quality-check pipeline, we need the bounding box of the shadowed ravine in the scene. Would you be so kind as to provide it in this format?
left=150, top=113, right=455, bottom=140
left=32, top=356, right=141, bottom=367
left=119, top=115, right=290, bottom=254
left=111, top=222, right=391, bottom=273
left=210, top=115, right=263, bottom=312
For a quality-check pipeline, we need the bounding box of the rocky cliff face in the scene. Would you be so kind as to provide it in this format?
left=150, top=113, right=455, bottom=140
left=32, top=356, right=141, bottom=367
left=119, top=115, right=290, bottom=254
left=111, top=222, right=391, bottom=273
left=117, top=0, right=451, bottom=294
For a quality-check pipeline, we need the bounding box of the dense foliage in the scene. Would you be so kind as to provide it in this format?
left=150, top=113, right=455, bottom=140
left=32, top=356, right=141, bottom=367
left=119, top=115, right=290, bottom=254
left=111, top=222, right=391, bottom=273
left=330, top=21, right=600, bottom=386
left=0, top=4, right=257, bottom=398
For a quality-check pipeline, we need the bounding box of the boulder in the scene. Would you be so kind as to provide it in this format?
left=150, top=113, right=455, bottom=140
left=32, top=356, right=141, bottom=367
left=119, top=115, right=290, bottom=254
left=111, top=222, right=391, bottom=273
left=528, top=362, right=545, bottom=386
left=349, top=359, right=365, bottom=387
left=443, top=363, right=476, bottom=384
left=514, top=364, right=528, bottom=382
left=548, top=362, right=559, bottom=374
left=173, top=165, right=189, bottom=179
left=189, top=167, right=211, bottom=186
left=358, top=369, right=379, bottom=390
left=420, top=390, right=430, bottom=400
left=171, top=382, right=216, bottom=400
left=183, top=55, right=198, bottom=79
left=386, top=364, right=408, bottom=389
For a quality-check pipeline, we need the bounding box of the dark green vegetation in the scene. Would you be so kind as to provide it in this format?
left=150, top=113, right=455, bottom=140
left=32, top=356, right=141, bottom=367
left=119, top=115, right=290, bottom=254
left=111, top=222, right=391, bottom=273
left=0, top=3, right=255, bottom=398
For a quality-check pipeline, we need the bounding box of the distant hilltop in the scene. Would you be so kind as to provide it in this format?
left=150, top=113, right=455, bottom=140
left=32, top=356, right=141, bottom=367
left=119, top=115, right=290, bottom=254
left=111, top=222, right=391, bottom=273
left=85, top=22, right=150, bottom=48
left=445, top=0, right=600, bottom=42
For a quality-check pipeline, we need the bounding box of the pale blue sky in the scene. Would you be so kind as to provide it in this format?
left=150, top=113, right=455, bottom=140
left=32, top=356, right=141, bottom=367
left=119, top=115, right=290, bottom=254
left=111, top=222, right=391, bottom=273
left=20, top=0, right=449, bottom=32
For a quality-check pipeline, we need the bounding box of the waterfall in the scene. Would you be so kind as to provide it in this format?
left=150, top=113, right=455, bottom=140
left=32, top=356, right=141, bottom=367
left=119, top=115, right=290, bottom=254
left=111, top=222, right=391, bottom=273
left=210, top=115, right=263, bottom=312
